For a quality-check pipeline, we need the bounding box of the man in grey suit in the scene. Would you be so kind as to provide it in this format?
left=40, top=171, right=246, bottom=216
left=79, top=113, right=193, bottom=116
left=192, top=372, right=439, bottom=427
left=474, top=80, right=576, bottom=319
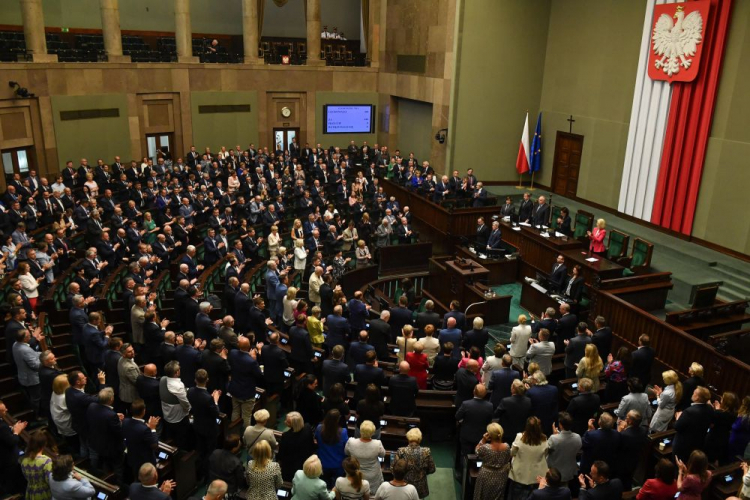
left=12, top=328, right=43, bottom=418
left=118, top=343, right=141, bottom=405
left=455, top=384, right=493, bottom=473
left=527, top=329, right=556, bottom=376
left=547, top=412, right=582, bottom=495
left=564, top=323, right=591, bottom=379
left=131, top=296, right=147, bottom=352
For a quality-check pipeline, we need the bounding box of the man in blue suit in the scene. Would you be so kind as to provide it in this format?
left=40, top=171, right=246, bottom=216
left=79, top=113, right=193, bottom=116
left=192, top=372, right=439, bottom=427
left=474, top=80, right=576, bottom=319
left=549, top=254, right=568, bottom=293
left=347, top=291, right=370, bottom=333
left=486, top=220, right=503, bottom=250
left=442, top=300, right=466, bottom=332
left=353, top=350, right=385, bottom=402
left=175, top=331, right=203, bottom=389
left=65, top=370, right=105, bottom=458
left=259, top=333, right=289, bottom=398
left=83, top=312, right=113, bottom=375
left=228, top=337, right=264, bottom=428
left=488, top=355, right=520, bottom=408
left=234, top=284, right=252, bottom=334
left=203, top=228, right=221, bottom=266
left=529, top=468, right=572, bottom=500
left=455, top=384, right=494, bottom=472
left=527, top=371, right=559, bottom=437
left=86, top=387, right=125, bottom=482
left=187, top=369, right=221, bottom=479
left=181, top=245, right=204, bottom=279
left=325, top=305, right=351, bottom=351
left=322, top=345, right=351, bottom=395
left=68, top=296, right=89, bottom=363
left=129, top=463, right=175, bottom=500
left=438, top=317, right=463, bottom=360
left=388, top=297, right=413, bottom=343
left=580, top=413, right=621, bottom=475
left=347, top=331, right=374, bottom=371
left=195, top=302, right=219, bottom=342
left=265, top=261, right=287, bottom=321
left=532, top=307, right=557, bottom=338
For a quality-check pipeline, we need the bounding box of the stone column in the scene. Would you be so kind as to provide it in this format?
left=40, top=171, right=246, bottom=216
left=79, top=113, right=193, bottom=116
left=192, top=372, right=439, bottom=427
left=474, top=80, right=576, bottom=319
left=306, top=0, right=324, bottom=66
left=99, top=0, right=130, bottom=62
left=242, top=0, right=263, bottom=65
left=174, top=0, right=198, bottom=63
left=19, top=0, right=57, bottom=62
left=368, top=0, right=380, bottom=68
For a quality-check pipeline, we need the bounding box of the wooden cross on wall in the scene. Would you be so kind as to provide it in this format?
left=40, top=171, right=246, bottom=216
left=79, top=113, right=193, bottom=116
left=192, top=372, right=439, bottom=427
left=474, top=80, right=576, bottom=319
left=567, top=115, right=575, bottom=133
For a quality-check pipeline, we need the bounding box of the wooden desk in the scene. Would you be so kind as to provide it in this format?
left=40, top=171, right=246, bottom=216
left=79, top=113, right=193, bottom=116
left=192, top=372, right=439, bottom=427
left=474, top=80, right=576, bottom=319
left=429, top=257, right=489, bottom=307
left=378, top=242, right=433, bottom=276
left=456, top=245, right=518, bottom=285
left=561, top=249, right=624, bottom=282
left=599, top=272, right=673, bottom=312
left=499, top=221, right=583, bottom=279
left=520, top=280, right=562, bottom=317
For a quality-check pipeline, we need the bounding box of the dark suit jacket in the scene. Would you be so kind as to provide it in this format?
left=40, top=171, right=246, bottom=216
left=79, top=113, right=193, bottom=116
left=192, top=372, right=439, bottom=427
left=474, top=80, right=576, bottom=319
left=454, top=368, right=479, bottom=408
left=184, top=299, right=201, bottom=333
left=187, top=387, right=220, bottom=438
left=368, top=319, right=391, bottom=360
left=556, top=313, right=578, bottom=343
left=325, top=315, right=351, bottom=350
left=227, top=349, right=263, bottom=401
left=87, top=403, right=124, bottom=457
left=195, top=312, right=218, bottom=341
left=143, top=322, right=165, bottom=362
left=488, top=368, right=520, bottom=407
left=578, top=479, right=623, bottom=500
left=529, top=486, right=572, bottom=500
left=462, top=328, right=489, bottom=352
left=618, top=425, right=647, bottom=483
left=122, top=417, right=158, bottom=469
left=487, top=229, right=503, bottom=249
left=414, top=311, right=441, bottom=336
left=581, top=428, right=621, bottom=474
left=630, top=346, right=655, bottom=386
left=456, top=397, right=494, bottom=444
left=260, top=344, right=289, bottom=386
left=234, top=293, right=251, bottom=333
left=353, top=364, right=385, bottom=402
left=128, top=483, right=170, bottom=500
left=389, top=307, right=413, bottom=342
left=519, top=199, right=534, bottom=223
left=564, top=277, right=585, bottom=303
left=201, top=350, right=231, bottom=393
left=549, top=263, right=568, bottom=292
left=289, top=326, right=313, bottom=364
left=673, top=403, right=714, bottom=461
left=532, top=203, right=551, bottom=226
left=528, top=384, right=559, bottom=436
left=564, top=334, right=591, bottom=369
left=175, top=345, right=202, bottom=388
left=567, top=392, right=601, bottom=436
left=475, top=224, right=490, bottom=247
left=388, top=374, right=419, bottom=416
left=135, top=375, right=162, bottom=418
left=321, top=359, right=350, bottom=394
left=591, top=327, right=612, bottom=360
left=494, top=394, right=532, bottom=444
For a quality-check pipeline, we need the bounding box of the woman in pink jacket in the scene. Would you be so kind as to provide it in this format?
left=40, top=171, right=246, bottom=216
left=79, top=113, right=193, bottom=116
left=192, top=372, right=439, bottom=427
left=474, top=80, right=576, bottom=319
left=587, top=218, right=607, bottom=256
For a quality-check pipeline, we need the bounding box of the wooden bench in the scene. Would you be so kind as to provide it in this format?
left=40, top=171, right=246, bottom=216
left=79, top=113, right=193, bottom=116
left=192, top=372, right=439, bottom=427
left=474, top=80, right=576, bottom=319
left=598, top=272, right=673, bottom=312
left=666, top=299, right=750, bottom=338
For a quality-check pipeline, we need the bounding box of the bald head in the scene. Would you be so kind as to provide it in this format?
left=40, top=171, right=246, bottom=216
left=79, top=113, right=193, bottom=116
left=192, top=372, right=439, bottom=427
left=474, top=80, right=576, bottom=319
left=399, top=361, right=410, bottom=374
left=144, top=364, right=157, bottom=377
left=467, top=359, right=479, bottom=373
left=238, top=336, right=250, bottom=351
left=447, top=317, right=457, bottom=328
left=474, top=383, right=487, bottom=398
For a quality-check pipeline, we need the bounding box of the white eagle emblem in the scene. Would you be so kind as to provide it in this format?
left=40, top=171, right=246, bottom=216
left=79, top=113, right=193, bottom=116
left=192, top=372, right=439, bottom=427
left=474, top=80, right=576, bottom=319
left=652, top=5, right=704, bottom=77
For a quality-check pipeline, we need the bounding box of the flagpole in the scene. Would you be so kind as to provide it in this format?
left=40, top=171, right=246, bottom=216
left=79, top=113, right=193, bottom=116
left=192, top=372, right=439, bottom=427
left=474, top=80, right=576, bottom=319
left=530, top=172, right=536, bottom=191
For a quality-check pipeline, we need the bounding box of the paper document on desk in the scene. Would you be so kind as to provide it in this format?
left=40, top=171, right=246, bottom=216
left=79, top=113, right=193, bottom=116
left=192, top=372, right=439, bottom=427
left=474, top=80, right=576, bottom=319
left=519, top=222, right=532, bottom=227
left=469, top=247, right=476, bottom=254
left=531, top=282, right=548, bottom=294
left=585, top=257, right=599, bottom=262
left=540, top=233, right=550, bottom=238
left=513, top=227, right=522, bottom=231
left=478, top=253, right=487, bottom=259
left=554, top=232, right=565, bottom=238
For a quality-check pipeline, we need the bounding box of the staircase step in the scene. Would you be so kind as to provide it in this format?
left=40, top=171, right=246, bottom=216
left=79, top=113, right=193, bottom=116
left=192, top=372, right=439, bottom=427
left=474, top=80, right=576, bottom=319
left=715, top=262, right=750, bottom=282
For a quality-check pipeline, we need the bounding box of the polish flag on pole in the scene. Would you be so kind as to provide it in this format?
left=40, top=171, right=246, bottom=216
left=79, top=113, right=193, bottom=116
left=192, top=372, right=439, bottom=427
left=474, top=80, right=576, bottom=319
left=516, top=112, right=530, bottom=174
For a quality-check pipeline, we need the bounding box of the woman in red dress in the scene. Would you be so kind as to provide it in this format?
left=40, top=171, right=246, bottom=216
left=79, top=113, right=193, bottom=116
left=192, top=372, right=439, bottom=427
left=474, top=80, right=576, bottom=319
left=587, top=218, right=607, bottom=256
left=406, top=342, right=429, bottom=390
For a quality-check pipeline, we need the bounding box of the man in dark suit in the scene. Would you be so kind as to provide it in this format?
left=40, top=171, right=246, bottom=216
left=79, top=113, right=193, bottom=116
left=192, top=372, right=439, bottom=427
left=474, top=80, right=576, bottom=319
left=353, top=350, right=385, bottom=402
left=196, top=302, right=219, bottom=342
left=527, top=371, right=559, bottom=436
left=122, top=399, right=159, bottom=479
left=488, top=355, right=520, bottom=408
left=486, top=221, right=503, bottom=250
left=175, top=331, right=203, bottom=389
left=499, top=197, right=515, bottom=218
left=325, top=305, right=351, bottom=351
left=617, top=410, right=648, bottom=490
left=454, top=359, right=480, bottom=408
left=158, top=333, right=177, bottom=368
left=580, top=413, right=621, bottom=474
left=566, top=377, right=600, bottom=436
left=143, top=312, right=168, bottom=366
left=532, top=307, right=557, bottom=339
left=678, top=363, right=706, bottom=411
left=233, top=284, right=252, bottom=334
left=201, top=339, right=231, bottom=396
left=83, top=312, right=113, bottom=375
left=564, top=322, right=591, bottom=378
left=87, top=387, right=125, bottom=481
left=493, top=379, right=532, bottom=444
left=475, top=217, right=490, bottom=248
left=248, top=297, right=270, bottom=341
left=415, top=300, right=441, bottom=337
left=187, top=369, right=221, bottom=479
left=549, top=254, right=568, bottom=292
left=578, top=461, right=623, bottom=500
left=672, top=386, right=714, bottom=462
left=183, top=288, right=202, bottom=333
left=388, top=297, right=413, bottom=343
left=321, top=345, right=350, bottom=395
left=395, top=217, right=414, bottom=245
left=388, top=361, right=419, bottom=417
left=462, top=318, right=490, bottom=353
left=556, top=303, right=578, bottom=351
left=590, top=316, right=612, bottom=361
left=129, top=463, right=175, bottom=500
left=347, top=331, right=374, bottom=371
left=455, top=384, right=493, bottom=469
left=629, top=334, right=655, bottom=387
left=443, top=300, right=466, bottom=332
left=260, top=333, right=289, bottom=398
left=135, top=364, right=162, bottom=418
left=369, top=310, right=392, bottom=360
left=532, top=195, right=551, bottom=226
left=518, top=192, right=534, bottom=223
left=439, top=317, right=463, bottom=360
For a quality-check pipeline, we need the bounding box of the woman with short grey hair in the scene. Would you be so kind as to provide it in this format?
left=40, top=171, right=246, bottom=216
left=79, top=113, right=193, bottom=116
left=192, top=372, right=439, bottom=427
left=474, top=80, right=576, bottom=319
left=345, top=421, right=386, bottom=495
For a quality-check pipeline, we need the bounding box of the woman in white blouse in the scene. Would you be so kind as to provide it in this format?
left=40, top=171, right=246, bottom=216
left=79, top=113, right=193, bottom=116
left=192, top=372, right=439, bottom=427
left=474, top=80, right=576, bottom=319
left=509, top=314, right=532, bottom=367
left=50, top=374, right=77, bottom=450
left=267, top=225, right=281, bottom=257
left=509, top=416, right=548, bottom=499
left=293, top=239, right=308, bottom=271
left=282, top=287, right=298, bottom=330
left=17, top=261, right=42, bottom=312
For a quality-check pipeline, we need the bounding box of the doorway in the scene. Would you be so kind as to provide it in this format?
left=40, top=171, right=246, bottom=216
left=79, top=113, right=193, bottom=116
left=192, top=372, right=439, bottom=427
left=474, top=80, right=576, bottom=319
left=1, top=147, right=34, bottom=185
left=551, top=131, right=584, bottom=198
left=146, top=133, right=173, bottom=163
left=273, top=128, right=299, bottom=154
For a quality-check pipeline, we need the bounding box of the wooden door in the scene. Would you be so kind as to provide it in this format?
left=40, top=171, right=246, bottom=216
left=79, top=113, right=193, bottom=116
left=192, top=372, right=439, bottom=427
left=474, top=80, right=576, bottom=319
left=551, top=131, right=584, bottom=198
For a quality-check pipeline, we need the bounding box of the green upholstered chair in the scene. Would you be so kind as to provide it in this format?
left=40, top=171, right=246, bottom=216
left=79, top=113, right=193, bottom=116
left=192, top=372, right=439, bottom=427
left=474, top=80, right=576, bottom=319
left=621, top=237, right=654, bottom=276
left=550, top=206, right=563, bottom=231
left=607, top=230, right=630, bottom=262
left=573, top=210, right=594, bottom=242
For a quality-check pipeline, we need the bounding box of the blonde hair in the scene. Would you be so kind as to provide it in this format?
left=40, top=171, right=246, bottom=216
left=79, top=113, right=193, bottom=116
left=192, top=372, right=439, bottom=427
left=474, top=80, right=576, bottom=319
left=473, top=317, right=484, bottom=329
left=303, top=455, right=323, bottom=478
left=486, top=422, right=504, bottom=442
left=52, top=374, right=69, bottom=395
left=357, top=240, right=365, bottom=247
left=406, top=427, right=423, bottom=444
left=518, top=314, right=527, bottom=325
left=583, top=344, right=603, bottom=374
left=295, top=239, right=304, bottom=248
left=690, top=362, right=704, bottom=377
left=413, top=342, right=424, bottom=353
left=359, top=420, right=376, bottom=439
left=286, top=411, right=304, bottom=432
left=251, top=440, right=272, bottom=470
left=254, top=409, right=270, bottom=423
left=578, top=377, right=593, bottom=392
left=287, top=287, right=298, bottom=300
left=596, top=218, right=606, bottom=229
left=402, top=324, right=413, bottom=336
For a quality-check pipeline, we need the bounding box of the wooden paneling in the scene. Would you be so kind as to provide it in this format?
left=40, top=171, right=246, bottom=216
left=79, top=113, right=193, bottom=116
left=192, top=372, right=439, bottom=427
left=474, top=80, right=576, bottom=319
left=0, top=106, right=33, bottom=148
left=552, top=131, right=583, bottom=198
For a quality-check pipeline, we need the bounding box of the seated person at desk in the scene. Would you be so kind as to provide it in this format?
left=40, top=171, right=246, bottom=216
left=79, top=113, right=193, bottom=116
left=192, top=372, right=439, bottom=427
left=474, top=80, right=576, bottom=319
left=500, top=196, right=515, bottom=218
left=475, top=217, right=490, bottom=248
left=587, top=219, right=607, bottom=257
left=556, top=207, right=572, bottom=236
left=487, top=221, right=503, bottom=251
left=549, top=254, right=568, bottom=292
left=532, top=195, right=551, bottom=227
left=562, top=265, right=584, bottom=304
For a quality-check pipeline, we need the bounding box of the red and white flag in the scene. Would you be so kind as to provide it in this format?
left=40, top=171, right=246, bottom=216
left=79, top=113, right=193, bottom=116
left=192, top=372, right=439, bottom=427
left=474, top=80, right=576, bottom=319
left=515, top=112, right=530, bottom=174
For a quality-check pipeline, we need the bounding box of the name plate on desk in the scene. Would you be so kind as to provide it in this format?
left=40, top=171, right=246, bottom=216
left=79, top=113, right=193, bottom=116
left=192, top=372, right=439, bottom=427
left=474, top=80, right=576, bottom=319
left=513, top=227, right=522, bottom=231
left=531, top=282, right=548, bottom=294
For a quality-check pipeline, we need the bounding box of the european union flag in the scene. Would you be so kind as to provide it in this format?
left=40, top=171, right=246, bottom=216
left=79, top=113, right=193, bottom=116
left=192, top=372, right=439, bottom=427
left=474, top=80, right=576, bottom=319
left=530, top=113, right=542, bottom=173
